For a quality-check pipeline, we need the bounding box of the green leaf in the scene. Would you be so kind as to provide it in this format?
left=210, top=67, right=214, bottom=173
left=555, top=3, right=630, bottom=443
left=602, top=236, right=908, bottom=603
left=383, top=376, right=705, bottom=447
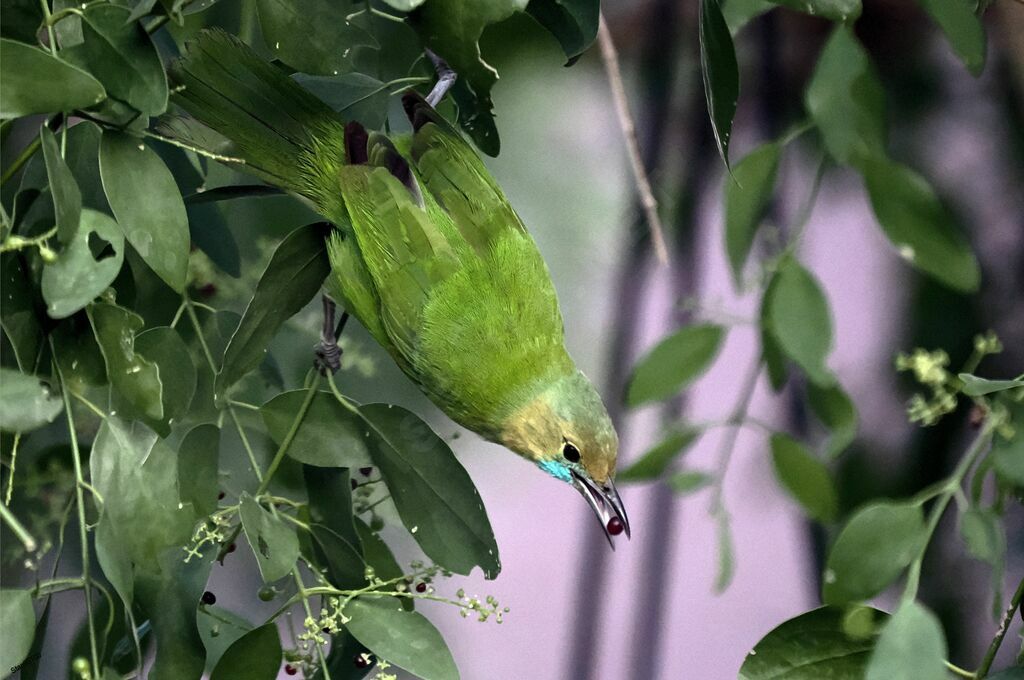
left=770, top=433, right=837, bottom=522
left=179, top=309, right=240, bottom=425
left=714, top=511, right=735, bottom=593
left=360, top=403, right=501, bottom=578
left=805, top=27, right=886, bottom=167
left=260, top=390, right=372, bottom=468
left=345, top=596, right=459, bottom=680
left=89, top=302, right=164, bottom=422
left=765, top=258, right=833, bottom=385
left=668, top=470, right=713, bottom=495
left=862, top=157, right=980, bottom=292
left=99, top=131, right=190, bottom=292
left=626, top=324, right=726, bottom=406
left=0, top=39, right=106, bottom=117
left=526, top=0, right=599, bottom=63
left=0, top=589, right=35, bottom=674
left=198, top=606, right=253, bottom=674
left=988, top=669, right=1024, bottom=680
left=917, top=0, right=985, bottom=75
left=722, top=0, right=773, bottom=35
left=210, top=623, right=282, bottom=680
left=770, top=0, right=861, bottom=22
left=807, top=381, right=858, bottom=459
left=66, top=5, right=168, bottom=116
left=123, top=327, right=196, bottom=436
left=179, top=424, right=221, bottom=517
left=739, top=606, right=882, bottom=679
left=216, top=222, right=332, bottom=398
left=0, top=368, right=63, bottom=433
left=759, top=274, right=788, bottom=391
left=354, top=517, right=405, bottom=584
left=1, top=0, right=44, bottom=43
left=993, top=413, right=1024, bottom=487
left=619, top=429, right=701, bottom=481
left=865, top=601, right=947, bottom=680
left=256, top=0, right=375, bottom=76
left=41, top=209, right=125, bottom=319
left=239, top=492, right=300, bottom=583
left=1, top=254, right=43, bottom=371
left=699, top=0, right=739, bottom=167
left=959, top=507, right=1005, bottom=566
left=304, top=466, right=366, bottom=590
left=823, top=501, right=925, bottom=605
left=39, top=126, right=82, bottom=244
left=725, top=141, right=781, bottom=286
left=293, top=73, right=390, bottom=129
left=958, top=373, right=1024, bottom=397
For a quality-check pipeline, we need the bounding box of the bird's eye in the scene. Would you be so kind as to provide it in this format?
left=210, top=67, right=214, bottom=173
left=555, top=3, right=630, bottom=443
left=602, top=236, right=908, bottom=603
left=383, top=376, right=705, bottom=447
left=562, top=442, right=580, bottom=463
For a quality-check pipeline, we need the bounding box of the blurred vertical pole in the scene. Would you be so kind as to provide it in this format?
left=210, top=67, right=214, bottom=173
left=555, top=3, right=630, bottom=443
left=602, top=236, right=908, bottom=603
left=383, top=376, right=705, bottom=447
left=563, top=2, right=681, bottom=678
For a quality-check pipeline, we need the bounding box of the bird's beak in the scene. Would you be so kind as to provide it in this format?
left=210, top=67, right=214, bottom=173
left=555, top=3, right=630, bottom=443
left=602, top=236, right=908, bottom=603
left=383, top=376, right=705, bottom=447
left=571, top=471, right=631, bottom=549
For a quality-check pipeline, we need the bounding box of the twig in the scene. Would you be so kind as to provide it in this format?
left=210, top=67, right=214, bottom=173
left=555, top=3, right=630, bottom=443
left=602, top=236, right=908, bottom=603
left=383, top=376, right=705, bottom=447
left=597, top=13, right=670, bottom=266
left=0, top=503, right=37, bottom=553
left=975, top=576, right=1024, bottom=678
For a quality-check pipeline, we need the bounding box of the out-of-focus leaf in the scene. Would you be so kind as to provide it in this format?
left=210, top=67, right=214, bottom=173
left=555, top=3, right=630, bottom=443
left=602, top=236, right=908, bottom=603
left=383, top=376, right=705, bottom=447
left=957, top=373, right=1024, bottom=396
left=180, top=309, right=240, bottom=425
left=807, top=381, right=858, bottom=459
left=805, top=27, right=885, bottom=167
left=722, top=0, right=773, bottom=34
left=216, top=222, right=331, bottom=398
left=770, top=433, right=837, bottom=522
left=210, top=624, right=282, bottom=680
left=88, top=302, right=163, bottom=422
left=992, top=398, right=1024, bottom=486
left=0, top=39, right=106, bottom=117
left=41, top=209, right=125, bottom=319
left=198, top=606, right=253, bottom=674
left=823, top=501, right=925, bottom=605
left=862, top=157, right=979, bottom=292
left=261, top=390, right=372, bottom=468
left=99, top=132, right=190, bottom=292
left=239, top=492, right=300, bottom=583
left=293, top=73, right=390, bottom=129
left=361, top=403, right=501, bottom=578
left=725, top=141, right=781, bottom=286
left=771, top=0, right=861, bottom=22
left=121, top=327, right=196, bottom=436
left=1, top=254, right=43, bottom=371
left=739, top=606, right=882, bottom=679
left=526, top=0, right=599, bottom=63
left=765, top=257, right=833, bottom=386
left=184, top=185, right=285, bottom=204
left=865, top=601, right=946, bottom=680
left=699, top=0, right=739, bottom=168
left=0, top=368, right=63, bottom=433
left=256, top=0, right=376, bottom=76
left=39, top=126, right=82, bottom=244
left=0, top=589, right=35, bottom=673
left=0, top=0, right=43, bottom=43
left=668, top=470, right=713, bottom=495
left=179, top=424, right=221, bottom=516
left=714, top=511, right=734, bottom=593
left=619, top=429, right=701, bottom=481
left=626, top=324, right=726, bottom=406
left=345, top=596, right=459, bottom=680
left=917, top=0, right=985, bottom=76
left=959, top=507, right=1005, bottom=565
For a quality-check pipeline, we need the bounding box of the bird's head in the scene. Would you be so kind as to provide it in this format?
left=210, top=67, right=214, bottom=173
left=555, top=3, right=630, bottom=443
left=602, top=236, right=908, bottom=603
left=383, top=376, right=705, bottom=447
left=499, top=371, right=630, bottom=547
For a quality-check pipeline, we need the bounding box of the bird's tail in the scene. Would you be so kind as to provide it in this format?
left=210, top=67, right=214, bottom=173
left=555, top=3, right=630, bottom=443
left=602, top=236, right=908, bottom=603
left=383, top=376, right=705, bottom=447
left=163, top=29, right=346, bottom=203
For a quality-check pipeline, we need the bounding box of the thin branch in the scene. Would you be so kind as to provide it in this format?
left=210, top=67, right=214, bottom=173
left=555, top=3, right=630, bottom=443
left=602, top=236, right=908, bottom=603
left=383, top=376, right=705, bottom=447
left=597, top=13, right=670, bottom=266
left=976, top=576, right=1024, bottom=678
left=0, top=503, right=37, bottom=553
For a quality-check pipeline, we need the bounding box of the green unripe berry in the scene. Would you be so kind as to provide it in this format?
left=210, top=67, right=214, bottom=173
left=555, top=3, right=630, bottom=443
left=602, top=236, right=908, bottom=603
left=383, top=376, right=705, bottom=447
left=258, top=585, right=277, bottom=601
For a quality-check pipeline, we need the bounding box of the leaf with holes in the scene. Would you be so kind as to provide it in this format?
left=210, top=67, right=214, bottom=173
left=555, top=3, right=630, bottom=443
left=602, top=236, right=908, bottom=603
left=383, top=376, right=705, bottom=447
left=239, top=492, right=300, bottom=583
left=41, top=209, right=125, bottom=319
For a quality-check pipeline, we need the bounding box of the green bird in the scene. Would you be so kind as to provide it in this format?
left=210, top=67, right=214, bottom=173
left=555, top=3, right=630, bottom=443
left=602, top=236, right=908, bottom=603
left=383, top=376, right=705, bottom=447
left=168, top=30, right=629, bottom=544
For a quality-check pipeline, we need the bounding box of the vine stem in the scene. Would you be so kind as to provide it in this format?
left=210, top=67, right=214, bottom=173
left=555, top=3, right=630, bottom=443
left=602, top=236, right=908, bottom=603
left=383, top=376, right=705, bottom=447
left=597, top=12, right=669, bottom=267
left=975, top=576, right=1024, bottom=678
left=292, top=568, right=332, bottom=680
left=0, top=502, right=37, bottom=552
left=256, top=375, right=320, bottom=496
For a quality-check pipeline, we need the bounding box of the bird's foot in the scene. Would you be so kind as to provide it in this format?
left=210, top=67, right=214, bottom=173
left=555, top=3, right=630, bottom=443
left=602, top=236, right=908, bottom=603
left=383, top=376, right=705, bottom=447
left=424, top=48, right=457, bottom=107
left=314, top=338, right=342, bottom=375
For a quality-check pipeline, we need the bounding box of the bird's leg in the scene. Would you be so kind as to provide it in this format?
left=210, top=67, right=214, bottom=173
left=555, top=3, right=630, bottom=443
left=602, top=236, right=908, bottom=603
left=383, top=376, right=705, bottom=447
left=424, top=48, right=457, bottom=107
left=314, top=294, right=349, bottom=375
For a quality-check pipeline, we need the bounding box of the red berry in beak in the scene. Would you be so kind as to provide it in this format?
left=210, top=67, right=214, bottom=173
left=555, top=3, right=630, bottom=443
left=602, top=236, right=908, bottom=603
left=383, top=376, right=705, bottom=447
left=607, top=517, right=625, bottom=536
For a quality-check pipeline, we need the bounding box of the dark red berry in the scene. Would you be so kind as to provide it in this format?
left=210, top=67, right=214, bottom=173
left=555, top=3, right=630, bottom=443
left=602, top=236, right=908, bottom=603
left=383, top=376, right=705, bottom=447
left=607, top=517, right=625, bottom=536
left=201, top=591, right=216, bottom=605
left=198, top=282, right=218, bottom=298
left=218, top=491, right=225, bottom=500
left=359, top=467, right=373, bottom=477
left=284, top=664, right=297, bottom=675
left=415, top=582, right=427, bottom=593
left=354, top=654, right=372, bottom=669
left=227, top=543, right=237, bottom=553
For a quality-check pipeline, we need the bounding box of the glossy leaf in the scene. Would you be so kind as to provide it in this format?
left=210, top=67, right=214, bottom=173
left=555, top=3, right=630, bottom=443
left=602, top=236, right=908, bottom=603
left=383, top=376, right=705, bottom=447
left=740, top=606, right=882, bottom=679
left=210, top=624, right=282, bottom=680
left=345, top=596, right=459, bottom=680
left=361, top=403, right=501, bottom=578
left=239, top=492, right=300, bottom=583
left=99, top=132, right=190, bottom=292
left=770, top=433, right=837, bottom=522
left=725, top=142, right=781, bottom=286
left=807, top=381, right=858, bottom=459
left=293, top=73, right=391, bottom=129
left=256, top=0, right=375, bottom=76
left=124, top=327, right=196, bottom=436
left=771, top=0, right=861, bottom=22
left=526, top=0, right=599, bottom=63
left=197, top=606, right=253, bottom=674
left=178, top=424, right=221, bottom=517
left=216, top=222, right=332, bottom=398
left=89, top=302, right=164, bottom=422
left=823, top=501, right=925, bottom=605
left=261, top=390, right=372, bottom=468
left=668, top=470, right=713, bottom=495
left=805, top=27, right=885, bottom=167
left=626, top=324, right=726, bottom=406
left=0, top=589, right=35, bottom=673
left=700, top=0, right=739, bottom=168
left=862, top=157, right=980, bottom=292
left=0, top=39, right=106, bottom=117
left=765, top=258, right=833, bottom=386
left=865, top=601, right=946, bottom=680
left=40, top=126, right=82, bottom=244
left=41, top=209, right=125, bottom=319
left=917, top=0, right=985, bottom=76
left=619, top=429, right=701, bottom=481
left=957, top=373, right=1024, bottom=397
left=0, top=368, right=63, bottom=433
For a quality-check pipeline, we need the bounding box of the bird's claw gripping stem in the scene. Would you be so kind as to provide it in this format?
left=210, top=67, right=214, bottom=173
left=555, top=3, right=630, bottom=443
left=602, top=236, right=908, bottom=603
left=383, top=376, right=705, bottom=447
left=314, top=295, right=348, bottom=375
left=424, top=48, right=457, bottom=107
